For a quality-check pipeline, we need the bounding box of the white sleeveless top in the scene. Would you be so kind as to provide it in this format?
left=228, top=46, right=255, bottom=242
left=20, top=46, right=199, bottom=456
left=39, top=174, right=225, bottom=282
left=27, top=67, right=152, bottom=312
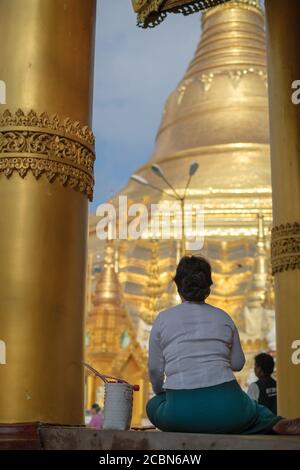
left=148, top=301, right=245, bottom=394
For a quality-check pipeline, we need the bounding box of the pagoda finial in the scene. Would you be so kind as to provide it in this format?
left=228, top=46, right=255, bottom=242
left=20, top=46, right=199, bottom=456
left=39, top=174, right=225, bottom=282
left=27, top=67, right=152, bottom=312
left=246, top=213, right=269, bottom=309
left=93, top=239, right=122, bottom=305
left=253, top=212, right=268, bottom=282
left=103, top=238, right=114, bottom=269
left=257, top=212, right=266, bottom=256
left=143, top=240, right=162, bottom=324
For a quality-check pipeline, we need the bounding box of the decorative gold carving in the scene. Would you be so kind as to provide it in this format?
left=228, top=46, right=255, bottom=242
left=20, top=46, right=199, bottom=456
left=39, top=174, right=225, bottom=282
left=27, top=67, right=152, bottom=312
left=0, top=109, right=95, bottom=200
left=271, top=222, right=300, bottom=274
left=132, top=0, right=165, bottom=27
left=176, top=68, right=267, bottom=104
left=132, top=0, right=162, bottom=14
left=177, top=79, right=193, bottom=104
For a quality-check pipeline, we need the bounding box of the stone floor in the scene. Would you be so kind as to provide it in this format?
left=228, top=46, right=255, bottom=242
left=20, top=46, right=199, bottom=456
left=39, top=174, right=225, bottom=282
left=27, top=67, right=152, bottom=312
left=1, top=424, right=299, bottom=450
left=40, top=427, right=300, bottom=450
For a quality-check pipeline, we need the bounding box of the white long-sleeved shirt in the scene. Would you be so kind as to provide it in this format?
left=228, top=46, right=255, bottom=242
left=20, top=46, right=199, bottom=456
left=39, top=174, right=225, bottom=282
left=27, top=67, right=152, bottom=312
left=148, top=301, right=245, bottom=394
left=247, top=382, right=260, bottom=401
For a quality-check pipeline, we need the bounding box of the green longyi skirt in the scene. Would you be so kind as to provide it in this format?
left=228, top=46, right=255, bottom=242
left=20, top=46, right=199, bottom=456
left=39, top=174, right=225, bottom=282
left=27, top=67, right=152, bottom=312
left=146, top=380, right=282, bottom=434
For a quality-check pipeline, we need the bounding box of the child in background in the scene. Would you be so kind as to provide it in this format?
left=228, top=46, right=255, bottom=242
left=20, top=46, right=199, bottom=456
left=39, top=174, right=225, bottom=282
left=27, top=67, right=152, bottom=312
left=247, top=353, right=277, bottom=414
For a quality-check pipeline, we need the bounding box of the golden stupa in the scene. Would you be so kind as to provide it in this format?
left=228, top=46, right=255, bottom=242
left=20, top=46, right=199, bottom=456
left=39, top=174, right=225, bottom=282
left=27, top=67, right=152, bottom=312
left=85, top=239, right=149, bottom=426
left=87, top=0, right=275, bottom=415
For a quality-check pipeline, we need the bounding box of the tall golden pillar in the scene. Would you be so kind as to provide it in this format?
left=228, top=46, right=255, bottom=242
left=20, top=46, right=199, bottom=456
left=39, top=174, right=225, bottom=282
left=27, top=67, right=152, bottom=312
left=0, top=0, right=96, bottom=424
left=265, top=0, right=300, bottom=417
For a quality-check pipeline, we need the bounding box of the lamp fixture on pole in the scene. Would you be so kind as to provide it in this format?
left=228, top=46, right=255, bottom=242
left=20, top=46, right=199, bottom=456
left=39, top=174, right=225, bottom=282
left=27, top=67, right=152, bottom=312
left=130, top=162, right=199, bottom=256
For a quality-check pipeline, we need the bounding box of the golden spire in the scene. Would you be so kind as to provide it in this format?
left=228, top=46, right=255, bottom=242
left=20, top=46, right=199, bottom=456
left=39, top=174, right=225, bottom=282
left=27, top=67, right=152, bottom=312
left=254, top=213, right=268, bottom=282
left=93, top=240, right=122, bottom=305
left=88, top=240, right=125, bottom=353
left=124, top=0, right=271, bottom=240
left=246, top=213, right=269, bottom=309
left=186, top=2, right=264, bottom=79
left=150, top=0, right=267, bottom=163
left=262, top=265, right=275, bottom=310
left=143, top=240, right=162, bottom=323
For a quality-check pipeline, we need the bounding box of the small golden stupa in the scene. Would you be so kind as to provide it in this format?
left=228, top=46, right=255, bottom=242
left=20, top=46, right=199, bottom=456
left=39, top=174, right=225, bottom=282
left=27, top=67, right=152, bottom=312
left=85, top=240, right=149, bottom=426
left=87, top=0, right=275, bottom=419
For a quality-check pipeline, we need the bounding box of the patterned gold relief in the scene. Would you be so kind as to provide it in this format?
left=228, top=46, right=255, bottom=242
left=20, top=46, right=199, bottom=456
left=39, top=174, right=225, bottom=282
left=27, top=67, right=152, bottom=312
left=0, top=109, right=95, bottom=200
left=132, top=0, right=162, bottom=14
left=131, top=0, right=164, bottom=27
left=271, top=222, right=300, bottom=274
left=176, top=68, right=268, bottom=105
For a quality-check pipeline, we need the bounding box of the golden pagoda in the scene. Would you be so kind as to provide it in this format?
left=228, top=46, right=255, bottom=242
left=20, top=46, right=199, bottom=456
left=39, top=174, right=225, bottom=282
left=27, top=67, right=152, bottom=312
left=85, top=239, right=149, bottom=426
left=88, top=0, right=274, bottom=412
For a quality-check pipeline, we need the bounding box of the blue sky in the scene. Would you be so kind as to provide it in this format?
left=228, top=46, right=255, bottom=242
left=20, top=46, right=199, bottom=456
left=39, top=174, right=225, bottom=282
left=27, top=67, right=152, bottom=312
left=91, top=0, right=200, bottom=212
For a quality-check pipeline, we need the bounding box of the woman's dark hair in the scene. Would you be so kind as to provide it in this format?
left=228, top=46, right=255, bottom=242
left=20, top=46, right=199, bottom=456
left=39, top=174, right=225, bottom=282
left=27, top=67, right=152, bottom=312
left=255, top=353, right=275, bottom=376
left=92, top=403, right=101, bottom=413
left=174, top=256, right=213, bottom=302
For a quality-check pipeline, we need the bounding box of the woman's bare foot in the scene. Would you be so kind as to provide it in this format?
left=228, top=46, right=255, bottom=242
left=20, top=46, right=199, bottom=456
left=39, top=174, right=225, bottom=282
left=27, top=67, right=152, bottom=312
left=273, top=418, right=300, bottom=435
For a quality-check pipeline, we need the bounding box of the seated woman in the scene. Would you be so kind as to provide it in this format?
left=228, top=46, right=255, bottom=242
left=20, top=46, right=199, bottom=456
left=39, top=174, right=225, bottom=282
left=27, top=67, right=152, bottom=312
left=146, top=256, right=300, bottom=435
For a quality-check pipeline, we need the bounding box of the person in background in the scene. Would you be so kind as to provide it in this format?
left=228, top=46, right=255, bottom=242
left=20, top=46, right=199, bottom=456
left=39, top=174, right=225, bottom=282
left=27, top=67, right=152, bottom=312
left=87, top=403, right=104, bottom=430
left=247, top=353, right=277, bottom=414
